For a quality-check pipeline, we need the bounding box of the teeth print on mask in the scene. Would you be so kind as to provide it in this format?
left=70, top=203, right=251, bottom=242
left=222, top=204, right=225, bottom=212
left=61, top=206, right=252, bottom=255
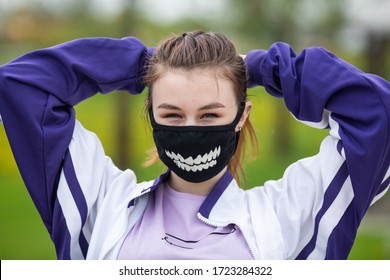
left=165, top=146, right=221, bottom=172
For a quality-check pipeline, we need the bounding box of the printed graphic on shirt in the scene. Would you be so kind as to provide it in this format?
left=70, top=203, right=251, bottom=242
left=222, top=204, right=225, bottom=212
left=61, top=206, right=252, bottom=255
left=162, top=226, right=237, bottom=249
left=165, top=146, right=221, bottom=172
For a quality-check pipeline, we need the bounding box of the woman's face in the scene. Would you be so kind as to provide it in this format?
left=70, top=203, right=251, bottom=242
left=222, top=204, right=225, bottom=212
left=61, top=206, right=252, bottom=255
left=151, top=69, right=249, bottom=129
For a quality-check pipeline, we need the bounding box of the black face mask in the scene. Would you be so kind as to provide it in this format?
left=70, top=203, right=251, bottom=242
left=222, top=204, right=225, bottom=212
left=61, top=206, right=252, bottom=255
left=150, top=103, right=245, bottom=183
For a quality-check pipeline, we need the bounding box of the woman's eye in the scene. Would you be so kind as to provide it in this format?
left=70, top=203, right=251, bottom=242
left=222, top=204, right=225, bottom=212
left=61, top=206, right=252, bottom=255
left=165, top=113, right=182, bottom=119
left=201, top=113, right=218, bottom=119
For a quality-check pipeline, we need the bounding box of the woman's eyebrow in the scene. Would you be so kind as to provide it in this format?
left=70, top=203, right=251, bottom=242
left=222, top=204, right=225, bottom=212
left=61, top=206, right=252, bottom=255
left=198, top=102, right=226, bottom=110
left=157, top=102, right=226, bottom=111
left=157, top=103, right=182, bottom=110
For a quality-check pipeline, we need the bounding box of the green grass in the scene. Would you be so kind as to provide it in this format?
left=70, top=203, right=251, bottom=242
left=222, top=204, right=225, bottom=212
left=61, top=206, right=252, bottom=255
left=0, top=88, right=389, bottom=260
left=349, top=216, right=390, bottom=260
left=0, top=176, right=56, bottom=259
left=349, top=232, right=390, bottom=260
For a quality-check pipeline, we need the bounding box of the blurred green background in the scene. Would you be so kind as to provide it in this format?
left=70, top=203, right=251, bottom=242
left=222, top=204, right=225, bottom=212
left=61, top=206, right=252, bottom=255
left=0, top=0, right=389, bottom=260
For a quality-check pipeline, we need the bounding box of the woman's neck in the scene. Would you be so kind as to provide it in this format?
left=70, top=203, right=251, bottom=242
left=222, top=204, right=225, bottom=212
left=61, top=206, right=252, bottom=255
left=167, top=167, right=228, bottom=196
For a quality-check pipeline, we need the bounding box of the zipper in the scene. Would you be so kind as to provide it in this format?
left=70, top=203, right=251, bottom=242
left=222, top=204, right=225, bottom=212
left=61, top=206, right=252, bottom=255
left=101, top=212, right=129, bottom=259
left=100, top=181, right=156, bottom=259
left=197, top=213, right=257, bottom=259
left=100, top=189, right=151, bottom=259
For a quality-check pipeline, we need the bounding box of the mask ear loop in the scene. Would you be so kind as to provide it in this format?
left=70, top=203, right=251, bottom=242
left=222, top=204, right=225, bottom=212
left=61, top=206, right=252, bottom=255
left=232, top=102, right=246, bottom=153
left=232, top=102, right=246, bottom=126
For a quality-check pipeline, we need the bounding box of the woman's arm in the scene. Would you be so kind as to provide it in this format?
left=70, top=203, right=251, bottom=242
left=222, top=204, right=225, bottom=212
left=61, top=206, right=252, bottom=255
left=245, top=43, right=390, bottom=259
left=0, top=37, right=151, bottom=258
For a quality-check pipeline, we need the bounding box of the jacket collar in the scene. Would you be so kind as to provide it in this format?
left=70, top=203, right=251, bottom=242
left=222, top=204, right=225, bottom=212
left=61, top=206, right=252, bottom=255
left=146, top=169, right=244, bottom=222
left=142, top=169, right=171, bottom=193
left=135, top=169, right=261, bottom=259
left=198, top=170, right=235, bottom=219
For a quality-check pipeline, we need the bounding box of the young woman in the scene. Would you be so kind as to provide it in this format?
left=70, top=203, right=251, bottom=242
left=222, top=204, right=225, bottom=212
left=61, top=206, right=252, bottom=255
left=0, top=31, right=389, bottom=260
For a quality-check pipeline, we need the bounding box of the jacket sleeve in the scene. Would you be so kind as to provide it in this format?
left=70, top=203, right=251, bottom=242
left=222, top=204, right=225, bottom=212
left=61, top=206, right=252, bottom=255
left=245, top=43, right=390, bottom=259
left=0, top=37, right=151, bottom=258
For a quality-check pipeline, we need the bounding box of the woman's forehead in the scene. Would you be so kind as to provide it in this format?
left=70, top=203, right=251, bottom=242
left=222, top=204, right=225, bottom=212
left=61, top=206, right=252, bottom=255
left=151, top=69, right=236, bottom=107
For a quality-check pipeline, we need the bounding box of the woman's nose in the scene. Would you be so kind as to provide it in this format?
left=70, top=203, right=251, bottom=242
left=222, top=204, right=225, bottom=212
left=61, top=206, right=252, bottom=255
left=183, top=118, right=197, bottom=126
left=184, top=120, right=198, bottom=126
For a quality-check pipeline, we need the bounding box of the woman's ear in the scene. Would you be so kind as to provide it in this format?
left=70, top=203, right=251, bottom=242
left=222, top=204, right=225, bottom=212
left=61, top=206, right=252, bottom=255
left=236, top=101, right=252, bottom=132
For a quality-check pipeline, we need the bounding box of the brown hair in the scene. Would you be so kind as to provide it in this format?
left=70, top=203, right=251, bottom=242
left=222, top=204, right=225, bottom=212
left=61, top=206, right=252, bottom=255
left=143, top=31, right=258, bottom=186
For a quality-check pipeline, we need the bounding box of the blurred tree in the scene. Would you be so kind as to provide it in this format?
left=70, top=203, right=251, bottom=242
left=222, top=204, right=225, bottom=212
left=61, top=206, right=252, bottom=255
left=366, top=32, right=390, bottom=79
left=116, top=0, right=139, bottom=170
left=68, top=0, right=91, bottom=19
left=0, top=0, right=4, bottom=44
left=343, top=0, right=390, bottom=79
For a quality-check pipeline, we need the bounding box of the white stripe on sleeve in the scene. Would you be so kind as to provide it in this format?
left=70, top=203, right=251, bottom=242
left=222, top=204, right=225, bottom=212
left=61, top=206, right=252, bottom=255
left=57, top=171, right=84, bottom=259
left=307, top=176, right=354, bottom=259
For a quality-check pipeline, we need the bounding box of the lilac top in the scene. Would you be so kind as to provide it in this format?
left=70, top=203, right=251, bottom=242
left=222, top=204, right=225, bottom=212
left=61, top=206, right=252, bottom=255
left=117, top=183, right=253, bottom=259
